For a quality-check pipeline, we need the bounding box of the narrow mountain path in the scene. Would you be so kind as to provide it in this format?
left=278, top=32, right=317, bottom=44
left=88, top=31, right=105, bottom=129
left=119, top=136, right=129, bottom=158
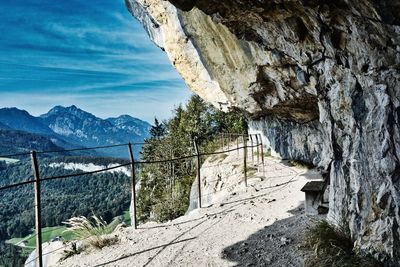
left=58, top=155, right=322, bottom=267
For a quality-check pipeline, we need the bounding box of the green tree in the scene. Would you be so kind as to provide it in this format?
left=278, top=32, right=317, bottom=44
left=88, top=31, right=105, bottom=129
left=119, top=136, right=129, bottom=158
left=149, top=118, right=166, bottom=139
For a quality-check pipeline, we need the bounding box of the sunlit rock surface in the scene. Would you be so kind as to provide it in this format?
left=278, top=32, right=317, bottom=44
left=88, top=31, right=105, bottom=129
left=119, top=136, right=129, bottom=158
left=126, top=0, right=400, bottom=264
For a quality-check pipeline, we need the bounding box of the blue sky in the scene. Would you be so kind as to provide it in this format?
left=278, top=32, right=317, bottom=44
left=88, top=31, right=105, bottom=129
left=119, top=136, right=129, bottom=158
left=0, top=0, right=191, bottom=122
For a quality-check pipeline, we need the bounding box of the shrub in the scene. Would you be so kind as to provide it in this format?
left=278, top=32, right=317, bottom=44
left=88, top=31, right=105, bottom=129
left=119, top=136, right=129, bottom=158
left=303, top=220, right=382, bottom=267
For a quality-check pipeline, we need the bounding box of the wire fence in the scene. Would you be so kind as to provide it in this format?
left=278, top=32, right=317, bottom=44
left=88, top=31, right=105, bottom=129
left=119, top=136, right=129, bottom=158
left=0, top=133, right=264, bottom=266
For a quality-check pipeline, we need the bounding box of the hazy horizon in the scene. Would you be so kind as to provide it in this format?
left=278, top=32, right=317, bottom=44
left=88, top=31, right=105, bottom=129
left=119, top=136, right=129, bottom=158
left=0, top=0, right=191, bottom=122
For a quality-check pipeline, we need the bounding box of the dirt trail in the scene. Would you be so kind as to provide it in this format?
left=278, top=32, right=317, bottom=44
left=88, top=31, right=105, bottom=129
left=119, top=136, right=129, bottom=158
left=57, top=155, right=322, bottom=267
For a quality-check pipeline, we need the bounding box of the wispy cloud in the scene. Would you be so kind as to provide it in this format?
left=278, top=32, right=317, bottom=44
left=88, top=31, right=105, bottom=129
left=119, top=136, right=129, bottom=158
left=0, top=0, right=191, bottom=122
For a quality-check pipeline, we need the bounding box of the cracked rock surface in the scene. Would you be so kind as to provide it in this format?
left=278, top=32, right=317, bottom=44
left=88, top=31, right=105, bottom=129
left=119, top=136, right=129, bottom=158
left=126, top=0, right=400, bottom=264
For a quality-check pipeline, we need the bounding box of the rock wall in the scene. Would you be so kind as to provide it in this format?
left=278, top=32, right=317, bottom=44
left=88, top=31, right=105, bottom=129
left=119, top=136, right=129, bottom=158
left=126, top=0, right=400, bottom=264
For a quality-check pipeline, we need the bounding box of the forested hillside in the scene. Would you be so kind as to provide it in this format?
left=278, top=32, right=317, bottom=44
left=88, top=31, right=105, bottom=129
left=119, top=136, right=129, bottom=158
left=0, top=128, right=63, bottom=156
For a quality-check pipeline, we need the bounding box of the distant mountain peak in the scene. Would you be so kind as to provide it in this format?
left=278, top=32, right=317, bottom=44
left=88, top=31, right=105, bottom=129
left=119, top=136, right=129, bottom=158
left=116, top=114, right=133, bottom=119
left=0, top=107, right=53, bottom=135
left=1, top=107, right=30, bottom=115
left=41, top=105, right=97, bottom=121
left=39, top=105, right=150, bottom=151
left=45, top=105, right=81, bottom=114
left=107, top=114, right=135, bottom=124
left=107, top=115, right=150, bottom=130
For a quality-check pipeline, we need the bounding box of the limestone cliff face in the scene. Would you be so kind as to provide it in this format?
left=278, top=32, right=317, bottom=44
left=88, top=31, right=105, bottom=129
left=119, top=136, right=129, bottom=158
left=126, top=0, right=400, bottom=264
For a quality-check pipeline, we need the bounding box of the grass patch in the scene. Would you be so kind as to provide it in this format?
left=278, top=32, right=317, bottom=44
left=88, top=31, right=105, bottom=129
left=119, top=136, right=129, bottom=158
left=303, top=220, right=382, bottom=267
left=63, top=215, right=119, bottom=249
left=7, top=211, right=128, bottom=250
left=122, top=210, right=131, bottom=226
left=6, top=226, right=76, bottom=248
left=6, top=237, right=24, bottom=245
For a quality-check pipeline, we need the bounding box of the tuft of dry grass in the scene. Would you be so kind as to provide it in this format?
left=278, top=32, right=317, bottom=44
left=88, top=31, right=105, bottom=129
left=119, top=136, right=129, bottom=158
left=63, top=215, right=119, bottom=249
left=302, top=220, right=382, bottom=267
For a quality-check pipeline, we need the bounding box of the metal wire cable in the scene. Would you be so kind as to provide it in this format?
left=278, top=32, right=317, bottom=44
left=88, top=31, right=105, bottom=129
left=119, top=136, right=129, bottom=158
left=137, top=154, right=196, bottom=164
left=0, top=163, right=132, bottom=191
left=37, top=143, right=134, bottom=155
left=0, top=179, right=35, bottom=191
left=41, top=163, right=131, bottom=182
left=0, top=151, right=31, bottom=158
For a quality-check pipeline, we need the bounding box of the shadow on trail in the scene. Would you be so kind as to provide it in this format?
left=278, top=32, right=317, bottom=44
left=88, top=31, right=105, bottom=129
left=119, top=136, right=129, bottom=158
left=93, top=237, right=196, bottom=267
left=221, top=204, right=311, bottom=267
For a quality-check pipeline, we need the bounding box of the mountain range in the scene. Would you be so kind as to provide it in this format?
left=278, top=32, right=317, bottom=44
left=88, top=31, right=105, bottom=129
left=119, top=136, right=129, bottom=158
left=0, top=106, right=151, bottom=158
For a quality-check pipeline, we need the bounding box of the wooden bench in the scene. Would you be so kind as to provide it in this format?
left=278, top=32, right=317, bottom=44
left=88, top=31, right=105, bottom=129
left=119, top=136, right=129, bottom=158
left=301, top=180, right=328, bottom=215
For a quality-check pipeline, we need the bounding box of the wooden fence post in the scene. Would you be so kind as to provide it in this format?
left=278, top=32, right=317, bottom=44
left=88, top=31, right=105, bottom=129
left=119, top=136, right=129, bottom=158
left=31, top=151, right=43, bottom=267
left=236, top=134, right=239, bottom=155
left=221, top=133, right=225, bottom=151
left=249, top=134, right=254, bottom=164
left=127, top=143, right=137, bottom=229
left=258, top=134, right=265, bottom=176
left=227, top=133, right=230, bottom=150
left=171, top=150, right=175, bottom=187
left=193, top=138, right=202, bottom=208
left=258, top=134, right=265, bottom=164
left=255, top=134, right=260, bottom=165
left=243, top=135, right=248, bottom=187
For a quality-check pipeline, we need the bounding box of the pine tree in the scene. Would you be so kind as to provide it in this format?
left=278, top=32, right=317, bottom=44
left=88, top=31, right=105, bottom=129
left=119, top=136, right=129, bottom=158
left=149, top=118, right=166, bottom=138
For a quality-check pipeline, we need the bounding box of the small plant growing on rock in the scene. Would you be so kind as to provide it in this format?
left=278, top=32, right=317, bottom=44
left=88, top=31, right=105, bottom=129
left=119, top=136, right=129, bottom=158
left=302, top=220, right=382, bottom=267
left=63, top=215, right=118, bottom=249
left=59, top=241, right=86, bottom=262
